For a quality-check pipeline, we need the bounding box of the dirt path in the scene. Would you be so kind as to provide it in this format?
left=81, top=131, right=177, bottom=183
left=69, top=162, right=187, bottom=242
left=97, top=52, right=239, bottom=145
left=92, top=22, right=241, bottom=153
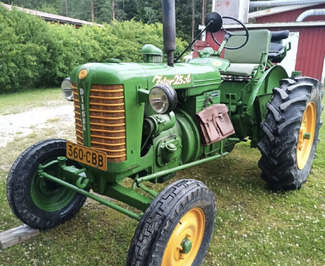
left=0, top=104, right=74, bottom=147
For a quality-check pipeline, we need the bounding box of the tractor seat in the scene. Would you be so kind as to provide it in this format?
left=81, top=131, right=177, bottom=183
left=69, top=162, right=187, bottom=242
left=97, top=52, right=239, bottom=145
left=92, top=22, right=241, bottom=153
left=268, top=30, right=289, bottom=63
left=221, top=30, right=272, bottom=76
left=271, top=30, right=289, bottom=41
left=225, top=63, right=259, bottom=76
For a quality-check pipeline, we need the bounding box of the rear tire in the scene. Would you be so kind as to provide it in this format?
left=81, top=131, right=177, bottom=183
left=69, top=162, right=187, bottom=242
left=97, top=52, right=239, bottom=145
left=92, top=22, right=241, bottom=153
left=258, top=77, right=323, bottom=190
left=7, top=139, right=87, bottom=229
left=127, top=179, right=216, bottom=265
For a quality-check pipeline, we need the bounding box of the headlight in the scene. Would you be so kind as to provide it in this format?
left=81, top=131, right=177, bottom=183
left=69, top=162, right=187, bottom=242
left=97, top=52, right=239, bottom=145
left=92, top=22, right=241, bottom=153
left=149, top=84, right=177, bottom=114
left=61, top=77, right=73, bottom=101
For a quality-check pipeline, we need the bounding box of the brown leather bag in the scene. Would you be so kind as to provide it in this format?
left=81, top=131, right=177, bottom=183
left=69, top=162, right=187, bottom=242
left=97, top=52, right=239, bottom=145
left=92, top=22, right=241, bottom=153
left=195, top=104, right=235, bottom=145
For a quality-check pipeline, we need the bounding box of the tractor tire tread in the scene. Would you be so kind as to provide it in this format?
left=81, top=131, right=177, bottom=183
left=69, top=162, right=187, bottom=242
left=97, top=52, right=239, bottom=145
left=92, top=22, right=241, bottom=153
left=127, top=179, right=216, bottom=266
left=7, top=139, right=87, bottom=230
left=258, top=77, right=323, bottom=190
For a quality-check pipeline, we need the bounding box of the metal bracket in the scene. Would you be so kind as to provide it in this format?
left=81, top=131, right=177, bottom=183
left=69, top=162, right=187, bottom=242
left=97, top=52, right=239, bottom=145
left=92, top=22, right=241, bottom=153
left=137, top=88, right=149, bottom=105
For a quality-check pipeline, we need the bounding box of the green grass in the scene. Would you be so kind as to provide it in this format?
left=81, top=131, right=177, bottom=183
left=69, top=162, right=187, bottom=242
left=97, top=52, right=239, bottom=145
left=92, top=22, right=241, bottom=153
left=0, top=90, right=324, bottom=265
left=0, top=88, right=64, bottom=115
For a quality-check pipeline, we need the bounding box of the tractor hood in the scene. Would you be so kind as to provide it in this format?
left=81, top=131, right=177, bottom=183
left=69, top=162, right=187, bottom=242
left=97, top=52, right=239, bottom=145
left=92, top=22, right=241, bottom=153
left=70, top=58, right=229, bottom=93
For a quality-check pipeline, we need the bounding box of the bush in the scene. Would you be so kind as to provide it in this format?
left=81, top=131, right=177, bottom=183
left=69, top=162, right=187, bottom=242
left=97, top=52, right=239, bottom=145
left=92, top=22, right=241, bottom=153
left=0, top=6, right=187, bottom=94
left=0, top=6, right=48, bottom=92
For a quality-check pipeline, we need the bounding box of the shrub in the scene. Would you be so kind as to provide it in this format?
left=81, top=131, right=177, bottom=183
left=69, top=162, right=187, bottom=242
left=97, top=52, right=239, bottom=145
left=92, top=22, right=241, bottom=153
left=0, top=6, right=187, bottom=94
left=0, top=6, right=48, bottom=92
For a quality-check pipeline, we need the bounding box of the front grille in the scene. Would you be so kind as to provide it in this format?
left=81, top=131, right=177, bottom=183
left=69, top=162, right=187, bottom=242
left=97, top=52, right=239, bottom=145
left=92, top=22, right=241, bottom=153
left=73, top=84, right=127, bottom=163
left=72, top=83, right=83, bottom=145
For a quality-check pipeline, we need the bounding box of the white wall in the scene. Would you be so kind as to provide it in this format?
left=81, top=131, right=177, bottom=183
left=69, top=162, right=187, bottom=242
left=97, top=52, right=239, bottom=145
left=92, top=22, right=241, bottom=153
left=279, top=31, right=299, bottom=76
left=321, top=55, right=325, bottom=85
left=212, top=0, right=249, bottom=23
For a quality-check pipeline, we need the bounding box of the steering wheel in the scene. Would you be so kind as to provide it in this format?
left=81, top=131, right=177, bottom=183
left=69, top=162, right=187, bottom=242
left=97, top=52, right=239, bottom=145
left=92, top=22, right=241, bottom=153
left=206, top=13, right=249, bottom=50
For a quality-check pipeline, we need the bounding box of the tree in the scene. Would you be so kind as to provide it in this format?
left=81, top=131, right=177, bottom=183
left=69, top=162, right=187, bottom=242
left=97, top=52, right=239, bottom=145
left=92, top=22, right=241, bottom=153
left=3, top=0, right=212, bottom=42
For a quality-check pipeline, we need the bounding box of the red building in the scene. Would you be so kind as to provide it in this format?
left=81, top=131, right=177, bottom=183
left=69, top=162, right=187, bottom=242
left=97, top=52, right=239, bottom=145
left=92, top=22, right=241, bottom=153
left=196, top=4, right=325, bottom=82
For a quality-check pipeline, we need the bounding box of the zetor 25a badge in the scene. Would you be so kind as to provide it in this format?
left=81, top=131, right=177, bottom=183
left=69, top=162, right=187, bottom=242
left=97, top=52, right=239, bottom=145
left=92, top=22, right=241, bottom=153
left=152, top=74, right=191, bottom=86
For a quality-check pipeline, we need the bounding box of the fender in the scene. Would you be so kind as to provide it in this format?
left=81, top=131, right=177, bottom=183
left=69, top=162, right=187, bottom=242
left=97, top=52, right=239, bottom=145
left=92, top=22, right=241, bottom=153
left=246, top=64, right=288, bottom=118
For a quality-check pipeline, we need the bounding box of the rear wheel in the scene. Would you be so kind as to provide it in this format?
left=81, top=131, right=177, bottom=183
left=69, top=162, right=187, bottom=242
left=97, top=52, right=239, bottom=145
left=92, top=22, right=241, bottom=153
left=7, top=139, right=87, bottom=229
left=127, top=179, right=216, bottom=265
left=258, top=77, right=323, bottom=190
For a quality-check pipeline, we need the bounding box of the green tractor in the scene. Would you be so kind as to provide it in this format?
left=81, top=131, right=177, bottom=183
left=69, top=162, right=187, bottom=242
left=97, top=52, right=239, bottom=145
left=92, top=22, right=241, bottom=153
left=7, top=0, right=323, bottom=265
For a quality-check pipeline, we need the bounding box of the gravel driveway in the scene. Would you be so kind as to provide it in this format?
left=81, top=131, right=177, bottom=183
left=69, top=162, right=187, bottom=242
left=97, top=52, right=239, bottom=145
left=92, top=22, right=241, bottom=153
left=0, top=104, right=74, bottom=147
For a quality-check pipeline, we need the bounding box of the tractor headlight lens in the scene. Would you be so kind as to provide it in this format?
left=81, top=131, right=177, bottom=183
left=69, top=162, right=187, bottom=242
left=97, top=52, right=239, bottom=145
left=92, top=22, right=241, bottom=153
left=149, top=84, right=177, bottom=114
left=61, top=77, right=73, bottom=101
left=149, top=87, right=169, bottom=113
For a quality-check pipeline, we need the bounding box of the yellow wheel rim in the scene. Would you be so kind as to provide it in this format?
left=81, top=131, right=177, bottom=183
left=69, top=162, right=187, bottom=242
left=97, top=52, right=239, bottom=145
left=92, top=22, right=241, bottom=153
left=297, top=102, right=316, bottom=170
left=161, top=208, right=205, bottom=266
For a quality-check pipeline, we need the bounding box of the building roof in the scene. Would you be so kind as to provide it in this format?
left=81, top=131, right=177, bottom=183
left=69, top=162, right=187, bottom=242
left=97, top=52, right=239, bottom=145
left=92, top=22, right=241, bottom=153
left=224, top=20, right=325, bottom=29
left=249, top=4, right=322, bottom=19
left=2, top=3, right=101, bottom=27
left=249, top=3, right=325, bottom=23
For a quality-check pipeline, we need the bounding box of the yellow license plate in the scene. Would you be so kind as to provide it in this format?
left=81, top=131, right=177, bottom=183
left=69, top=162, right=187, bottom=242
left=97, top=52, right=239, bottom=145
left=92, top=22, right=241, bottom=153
left=66, top=142, right=107, bottom=171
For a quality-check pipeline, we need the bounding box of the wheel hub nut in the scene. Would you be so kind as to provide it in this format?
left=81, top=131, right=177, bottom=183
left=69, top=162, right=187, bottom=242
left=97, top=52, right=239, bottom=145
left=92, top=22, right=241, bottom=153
left=180, top=237, right=192, bottom=254
left=303, top=132, right=311, bottom=139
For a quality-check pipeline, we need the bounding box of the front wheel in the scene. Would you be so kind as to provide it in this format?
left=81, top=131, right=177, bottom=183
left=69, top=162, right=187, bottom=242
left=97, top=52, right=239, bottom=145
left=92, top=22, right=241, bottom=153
left=127, top=179, right=216, bottom=265
left=258, top=77, right=323, bottom=190
left=7, top=139, right=87, bottom=229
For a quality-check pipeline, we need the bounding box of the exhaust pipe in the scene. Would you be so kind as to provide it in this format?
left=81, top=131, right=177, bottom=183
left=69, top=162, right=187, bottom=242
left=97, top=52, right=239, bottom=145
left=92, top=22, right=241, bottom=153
left=162, top=0, right=176, bottom=66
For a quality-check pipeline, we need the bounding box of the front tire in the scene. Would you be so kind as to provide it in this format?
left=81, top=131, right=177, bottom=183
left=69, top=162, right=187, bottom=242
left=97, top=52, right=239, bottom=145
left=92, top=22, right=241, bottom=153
left=7, top=139, right=87, bottom=229
left=127, top=179, right=216, bottom=265
left=258, top=77, right=323, bottom=190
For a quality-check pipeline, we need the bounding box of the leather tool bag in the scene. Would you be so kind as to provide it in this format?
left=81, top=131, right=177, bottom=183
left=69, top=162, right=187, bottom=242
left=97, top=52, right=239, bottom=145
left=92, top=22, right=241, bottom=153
left=195, top=104, right=235, bottom=145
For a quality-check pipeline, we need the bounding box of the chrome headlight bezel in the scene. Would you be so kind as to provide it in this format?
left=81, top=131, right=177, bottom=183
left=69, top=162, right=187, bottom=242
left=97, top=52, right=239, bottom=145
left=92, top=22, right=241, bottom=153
left=61, top=77, right=73, bottom=101
left=149, top=84, right=177, bottom=114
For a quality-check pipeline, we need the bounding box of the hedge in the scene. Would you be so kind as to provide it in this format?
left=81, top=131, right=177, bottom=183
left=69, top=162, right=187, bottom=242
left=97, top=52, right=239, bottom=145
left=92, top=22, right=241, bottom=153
left=0, top=6, right=187, bottom=94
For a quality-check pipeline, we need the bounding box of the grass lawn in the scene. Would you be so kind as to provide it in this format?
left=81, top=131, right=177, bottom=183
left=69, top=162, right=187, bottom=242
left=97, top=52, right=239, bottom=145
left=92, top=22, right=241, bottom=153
left=0, top=89, right=324, bottom=265
left=0, top=88, right=65, bottom=116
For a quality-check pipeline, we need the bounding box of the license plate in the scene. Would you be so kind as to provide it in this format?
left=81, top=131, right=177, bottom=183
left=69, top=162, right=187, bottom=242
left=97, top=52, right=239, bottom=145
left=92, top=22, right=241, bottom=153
left=66, top=142, right=107, bottom=171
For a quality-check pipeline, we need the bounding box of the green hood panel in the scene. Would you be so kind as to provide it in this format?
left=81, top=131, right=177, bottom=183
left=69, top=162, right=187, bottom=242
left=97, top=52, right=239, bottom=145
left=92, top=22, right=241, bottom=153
left=70, top=61, right=222, bottom=91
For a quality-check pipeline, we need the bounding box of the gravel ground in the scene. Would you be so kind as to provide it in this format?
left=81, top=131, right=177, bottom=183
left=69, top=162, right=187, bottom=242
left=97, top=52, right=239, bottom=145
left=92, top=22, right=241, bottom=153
left=0, top=104, right=74, bottom=147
